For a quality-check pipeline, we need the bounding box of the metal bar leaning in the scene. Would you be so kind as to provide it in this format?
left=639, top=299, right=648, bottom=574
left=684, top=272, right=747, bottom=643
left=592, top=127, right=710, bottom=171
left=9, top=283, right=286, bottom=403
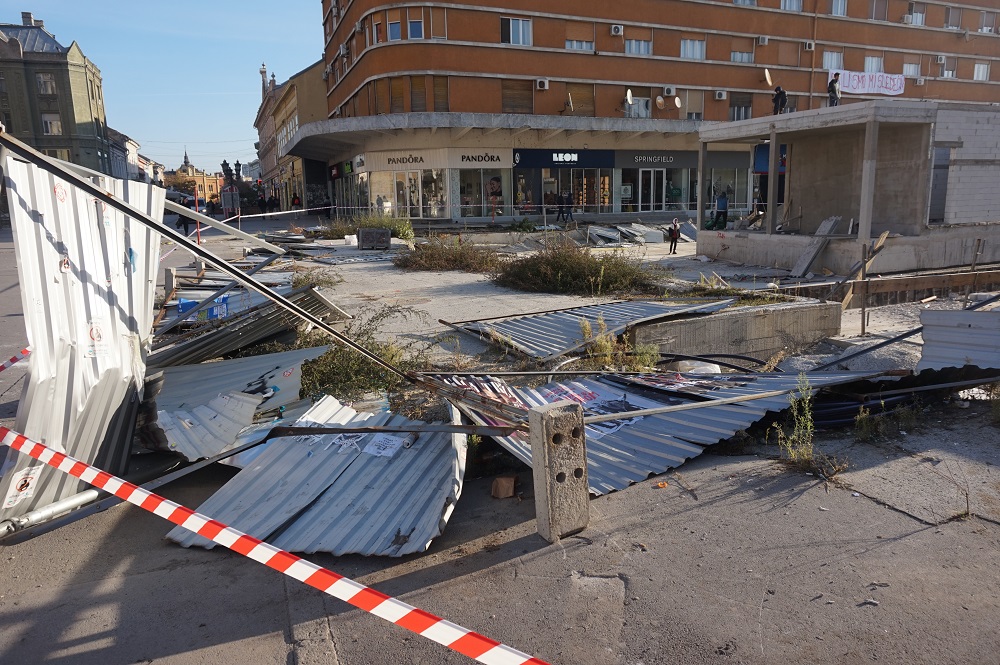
left=0, top=426, right=549, bottom=665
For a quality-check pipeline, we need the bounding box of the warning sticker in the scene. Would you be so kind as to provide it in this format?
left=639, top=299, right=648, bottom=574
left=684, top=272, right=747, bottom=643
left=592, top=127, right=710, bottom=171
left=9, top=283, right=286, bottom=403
left=84, top=320, right=110, bottom=358
left=363, top=434, right=407, bottom=458
left=3, top=465, right=43, bottom=509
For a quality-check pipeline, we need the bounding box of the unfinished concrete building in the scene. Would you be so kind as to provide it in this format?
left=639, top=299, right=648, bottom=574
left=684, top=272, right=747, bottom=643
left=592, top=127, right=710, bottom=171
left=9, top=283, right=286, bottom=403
left=696, top=100, right=1000, bottom=274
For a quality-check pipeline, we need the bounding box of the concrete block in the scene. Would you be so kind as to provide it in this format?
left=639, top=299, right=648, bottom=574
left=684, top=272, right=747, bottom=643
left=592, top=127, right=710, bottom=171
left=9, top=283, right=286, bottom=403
left=529, top=400, right=589, bottom=543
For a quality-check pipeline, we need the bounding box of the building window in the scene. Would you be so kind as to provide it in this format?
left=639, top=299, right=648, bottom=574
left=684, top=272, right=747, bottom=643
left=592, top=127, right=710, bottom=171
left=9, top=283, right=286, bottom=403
left=388, top=21, right=401, bottom=41
left=974, top=62, right=990, bottom=81
left=981, top=11, right=997, bottom=33
left=908, top=2, right=926, bottom=25
left=781, top=0, right=803, bottom=11
left=625, top=39, right=652, bottom=55
left=0, top=72, right=5, bottom=93
left=409, top=19, right=423, bottom=39
left=372, top=20, right=382, bottom=43
left=902, top=62, right=921, bottom=77
left=41, top=113, right=62, bottom=135
left=626, top=97, right=652, bottom=118
left=940, top=57, right=957, bottom=78
left=566, top=39, right=594, bottom=51
left=830, top=0, right=847, bottom=16
left=44, top=149, right=70, bottom=161
left=870, top=0, right=887, bottom=21
left=734, top=0, right=756, bottom=5
left=2, top=112, right=11, bottom=130
left=36, top=73, right=57, bottom=95
left=823, top=50, right=844, bottom=70
left=731, top=50, right=754, bottom=63
left=945, top=7, right=962, bottom=29
left=729, top=93, right=752, bottom=121
left=501, top=17, right=532, bottom=46
left=864, top=56, right=884, bottom=73
left=680, top=39, right=706, bottom=60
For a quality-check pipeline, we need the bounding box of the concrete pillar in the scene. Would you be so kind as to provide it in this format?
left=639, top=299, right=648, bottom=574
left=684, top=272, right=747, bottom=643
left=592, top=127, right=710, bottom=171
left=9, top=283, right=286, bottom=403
left=858, top=118, right=879, bottom=250
left=766, top=126, right=779, bottom=234
left=164, top=267, right=176, bottom=295
left=696, top=141, right=708, bottom=230
left=529, top=400, right=589, bottom=543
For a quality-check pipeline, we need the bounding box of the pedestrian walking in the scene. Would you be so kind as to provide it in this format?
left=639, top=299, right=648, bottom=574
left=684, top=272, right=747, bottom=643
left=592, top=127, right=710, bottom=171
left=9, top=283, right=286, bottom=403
left=267, top=195, right=278, bottom=216
left=713, top=191, right=729, bottom=229
left=555, top=192, right=566, bottom=222
left=564, top=192, right=575, bottom=222
left=667, top=218, right=680, bottom=254
left=772, top=86, right=787, bottom=115
left=175, top=211, right=192, bottom=235
left=258, top=195, right=267, bottom=218
left=291, top=193, right=302, bottom=219
left=828, top=72, right=841, bottom=107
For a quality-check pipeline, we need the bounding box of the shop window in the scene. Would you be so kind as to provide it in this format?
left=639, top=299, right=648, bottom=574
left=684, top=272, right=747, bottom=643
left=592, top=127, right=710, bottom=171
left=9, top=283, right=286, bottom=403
left=501, top=17, right=532, bottom=46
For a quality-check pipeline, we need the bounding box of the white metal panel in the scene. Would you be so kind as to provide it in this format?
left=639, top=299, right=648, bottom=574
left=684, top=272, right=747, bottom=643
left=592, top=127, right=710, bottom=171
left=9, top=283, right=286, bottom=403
left=0, top=156, right=162, bottom=518
left=917, top=309, right=1000, bottom=372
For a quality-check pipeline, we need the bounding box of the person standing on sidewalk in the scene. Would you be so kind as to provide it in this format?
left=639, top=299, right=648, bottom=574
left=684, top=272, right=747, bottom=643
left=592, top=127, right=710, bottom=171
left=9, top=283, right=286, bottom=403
left=667, top=219, right=680, bottom=254
left=291, top=193, right=302, bottom=219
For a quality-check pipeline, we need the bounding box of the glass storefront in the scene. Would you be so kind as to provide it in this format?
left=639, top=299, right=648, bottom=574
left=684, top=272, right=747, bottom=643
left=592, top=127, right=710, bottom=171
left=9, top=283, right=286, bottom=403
left=460, top=168, right=509, bottom=218
left=368, top=168, right=449, bottom=218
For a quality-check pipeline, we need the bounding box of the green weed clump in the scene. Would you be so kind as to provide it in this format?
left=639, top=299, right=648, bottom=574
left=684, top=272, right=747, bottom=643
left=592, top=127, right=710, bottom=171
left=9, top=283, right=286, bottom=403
left=311, top=213, right=414, bottom=241
left=855, top=400, right=922, bottom=442
left=493, top=241, right=657, bottom=296
left=393, top=237, right=504, bottom=272
left=238, top=305, right=429, bottom=403
left=773, top=373, right=815, bottom=464
left=577, top=316, right=660, bottom=371
left=290, top=266, right=342, bottom=289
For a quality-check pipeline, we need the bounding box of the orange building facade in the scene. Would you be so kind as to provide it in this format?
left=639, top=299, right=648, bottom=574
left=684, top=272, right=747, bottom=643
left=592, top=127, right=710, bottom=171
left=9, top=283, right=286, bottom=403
left=283, top=0, right=999, bottom=221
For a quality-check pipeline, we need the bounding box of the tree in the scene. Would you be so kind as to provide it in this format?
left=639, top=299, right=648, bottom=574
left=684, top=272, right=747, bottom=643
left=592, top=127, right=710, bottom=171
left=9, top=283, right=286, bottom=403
left=163, top=174, right=197, bottom=195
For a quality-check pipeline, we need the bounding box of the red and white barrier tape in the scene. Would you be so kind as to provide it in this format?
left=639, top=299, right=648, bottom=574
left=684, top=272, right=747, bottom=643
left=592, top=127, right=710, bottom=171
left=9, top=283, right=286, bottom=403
left=0, top=348, right=29, bottom=373
left=0, top=427, right=548, bottom=665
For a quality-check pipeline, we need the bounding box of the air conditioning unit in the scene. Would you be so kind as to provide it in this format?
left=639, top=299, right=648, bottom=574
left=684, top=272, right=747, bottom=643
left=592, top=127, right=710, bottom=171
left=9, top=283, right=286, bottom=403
left=332, top=108, right=341, bottom=117
left=902, top=14, right=913, bottom=24
left=803, top=41, right=815, bottom=51
left=321, top=70, right=329, bottom=81
left=536, top=78, right=550, bottom=91
left=662, top=86, right=676, bottom=97
left=338, top=44, right=348, bottom=58
left=610, top=24, right=624, bottom=36
left=714, top=90, right=728, bottom=101
left=936, top=55, right=946, bottom=64
left=757, top=36, right=769, bottom=46
left=355, top=21, right=363, bottom=34
left=915, top=77, right=925, bottom=86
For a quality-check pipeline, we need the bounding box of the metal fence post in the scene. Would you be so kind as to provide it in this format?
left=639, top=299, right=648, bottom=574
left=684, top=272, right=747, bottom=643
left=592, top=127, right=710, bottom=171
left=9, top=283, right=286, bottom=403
left=529, top=400, right=589, bottom=543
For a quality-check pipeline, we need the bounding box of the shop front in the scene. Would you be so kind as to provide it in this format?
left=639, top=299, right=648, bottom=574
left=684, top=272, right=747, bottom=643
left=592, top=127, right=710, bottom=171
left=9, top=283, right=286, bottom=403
left=616, top=151, right=697, bottom=213
left=513, top=150, right=614, bottom=217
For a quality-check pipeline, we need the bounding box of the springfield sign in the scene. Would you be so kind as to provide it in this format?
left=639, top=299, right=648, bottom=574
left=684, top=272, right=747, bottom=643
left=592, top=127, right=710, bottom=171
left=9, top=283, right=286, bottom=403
left=830, top=70, right=905, bottom=96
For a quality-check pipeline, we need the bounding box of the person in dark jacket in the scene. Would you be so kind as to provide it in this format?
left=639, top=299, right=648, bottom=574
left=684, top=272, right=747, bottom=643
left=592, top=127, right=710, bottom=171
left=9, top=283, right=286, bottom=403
left=772, top=86, right=787, bottom=115
left=175, top=211, right=192, bottom=235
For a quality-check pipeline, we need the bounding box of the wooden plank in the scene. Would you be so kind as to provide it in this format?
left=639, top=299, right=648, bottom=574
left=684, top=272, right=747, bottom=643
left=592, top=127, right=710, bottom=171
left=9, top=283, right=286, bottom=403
left=849, top=269, right=1000, bottom=296
left=788, top=217, right=840, bottom=278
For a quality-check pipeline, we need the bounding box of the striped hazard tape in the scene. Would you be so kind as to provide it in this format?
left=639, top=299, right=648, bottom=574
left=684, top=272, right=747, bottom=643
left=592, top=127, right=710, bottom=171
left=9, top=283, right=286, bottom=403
left=0, top=348, right=30, bottom=373
left=0, top=427, right=549, bottom=665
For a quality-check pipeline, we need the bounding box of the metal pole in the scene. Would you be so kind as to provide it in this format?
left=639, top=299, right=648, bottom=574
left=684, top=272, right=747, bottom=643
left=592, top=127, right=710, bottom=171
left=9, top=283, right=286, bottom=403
left=860, top=243, right=868, bottom=336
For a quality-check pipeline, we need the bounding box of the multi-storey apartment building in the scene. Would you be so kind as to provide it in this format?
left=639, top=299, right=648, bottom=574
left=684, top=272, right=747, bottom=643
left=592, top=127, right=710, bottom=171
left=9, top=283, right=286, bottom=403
left=281, top=1, right=999, bottom=222
left=0, top=12, right=111, bottom=174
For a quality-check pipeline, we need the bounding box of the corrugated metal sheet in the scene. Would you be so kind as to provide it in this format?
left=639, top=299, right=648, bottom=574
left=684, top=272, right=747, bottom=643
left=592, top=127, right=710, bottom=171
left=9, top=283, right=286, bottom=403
left=166, top=397, right=466, bottom=557
left=149, top=288, right=346, bottom=368
left=0, top=156, right=160, bottom=518
left=146, top=346, right=330, bottom=414
left=447, top=300, right=733, bottom=360
left=156, top=391, right=264, bottom=461
left=916, top=309, right=1000, bottom=372
left=440, top=371, right=880, bottom=495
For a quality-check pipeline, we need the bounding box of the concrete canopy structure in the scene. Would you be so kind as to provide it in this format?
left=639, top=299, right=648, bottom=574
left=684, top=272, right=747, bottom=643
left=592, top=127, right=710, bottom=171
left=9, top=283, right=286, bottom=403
left=696, top=100, right=1000, bottom=274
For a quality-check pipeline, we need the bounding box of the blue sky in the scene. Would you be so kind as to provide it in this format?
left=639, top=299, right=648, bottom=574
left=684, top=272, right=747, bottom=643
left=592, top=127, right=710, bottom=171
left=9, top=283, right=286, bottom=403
left=11, top=2, right=323, bottom=173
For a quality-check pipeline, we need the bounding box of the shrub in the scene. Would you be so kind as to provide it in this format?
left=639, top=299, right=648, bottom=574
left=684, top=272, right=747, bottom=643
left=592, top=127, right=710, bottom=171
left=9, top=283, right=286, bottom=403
left=493, top=241, right=657, bottom=296
left=310, top=213, right=415, bottom=241
left=393, top=237, right=504, bottom=272
left=578, top=316, right=660, bottom=371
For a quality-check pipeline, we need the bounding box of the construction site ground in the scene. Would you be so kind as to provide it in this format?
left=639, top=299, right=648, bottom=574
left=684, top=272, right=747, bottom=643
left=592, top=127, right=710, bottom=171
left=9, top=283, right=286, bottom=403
left=0, top=218, right=998, bottom=665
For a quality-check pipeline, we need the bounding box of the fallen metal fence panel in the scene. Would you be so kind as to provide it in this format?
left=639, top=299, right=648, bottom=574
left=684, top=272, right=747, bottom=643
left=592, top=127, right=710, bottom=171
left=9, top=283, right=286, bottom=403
left=0, top=154, right=160, bottom=519
left=167, top=396, right=467, bottom=557
left=916, top=309, right=1000, bottom=373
